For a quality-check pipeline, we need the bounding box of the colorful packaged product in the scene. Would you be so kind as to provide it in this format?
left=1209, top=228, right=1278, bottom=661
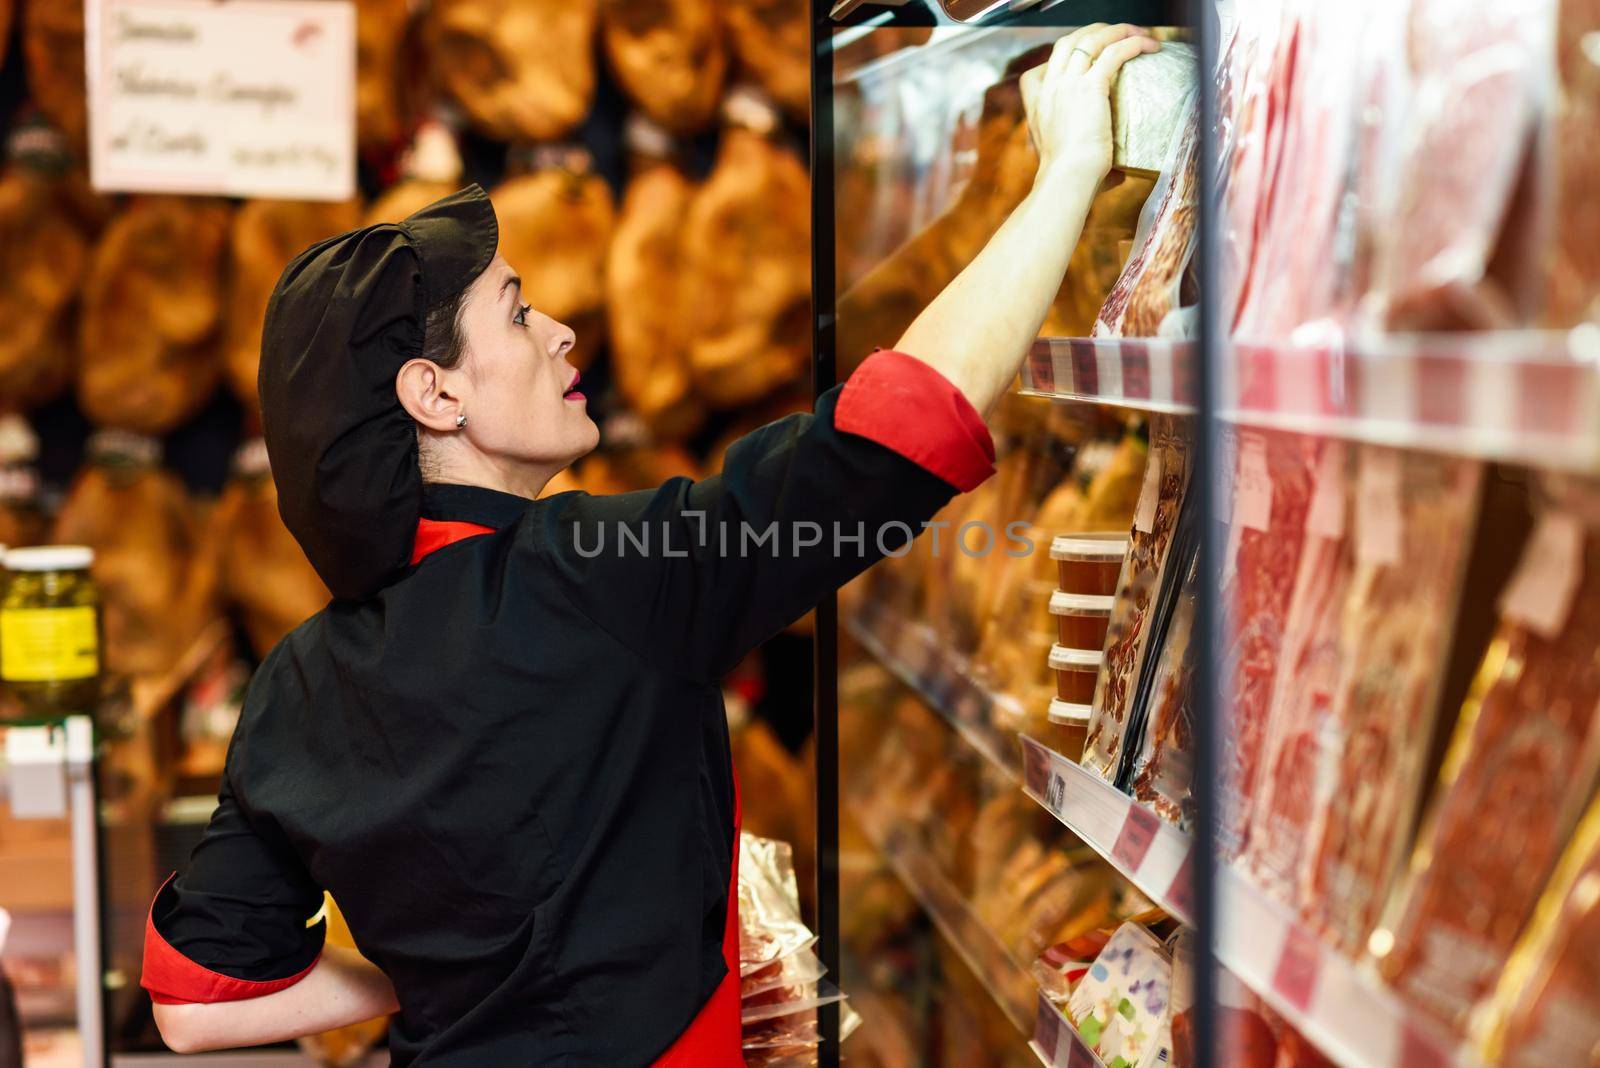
left=1067, top=922, right=1174, bottom=1068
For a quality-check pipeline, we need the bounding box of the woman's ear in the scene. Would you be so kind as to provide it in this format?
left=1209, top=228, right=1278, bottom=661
left=395, top=359, right=463, bottom=432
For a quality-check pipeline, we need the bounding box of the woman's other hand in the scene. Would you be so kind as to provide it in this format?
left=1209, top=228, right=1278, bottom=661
left=1021, top=24, right=1161, bottom=183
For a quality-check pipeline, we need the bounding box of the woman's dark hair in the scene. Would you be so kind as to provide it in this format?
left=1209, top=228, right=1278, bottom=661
left=421, top=289, right=469, bottom=370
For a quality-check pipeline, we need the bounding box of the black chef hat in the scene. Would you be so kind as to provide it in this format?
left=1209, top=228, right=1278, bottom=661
left=259, top=185, right=499, bottom=601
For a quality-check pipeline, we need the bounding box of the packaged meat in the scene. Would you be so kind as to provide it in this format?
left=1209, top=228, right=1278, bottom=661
left=23, top=0, right=86, bottom=144
left=1546, top=0, right=1600, bottom=326
left=1301, top=449, right=1483, bottom=954
left=1244, top=442, right=1355, bottom=903
left=1372, top=488, right=1600, bottom=1033
left=0, top=169, right=95, bottom=410
left=1217, top=430, right=1319, bottom=859
left=426, top=0, right=598, bottom=142
left=211, top=440, right=330, bottom=660
left=79, top=197, right=231, bottom=434
left=224, top=199, right=363, bottom=407
left=1094, top=91, right=1200, bottom=338
left=1366, top=0, right=1550, bottom=330
left=1067, top=922, right=1174, bottom=1068
left=1475, top=793, right=1600, bottom=1067
left=600, top=0, right=726, bottom=135
left=605, top=132, right=704, bottom=440
left=1214, top=1, right=1289, bottom=330
left=1083, top=416, right=1193, bottom=784
left=52, top=434, right=221, bottom=679
left=682, top=116, right=810, bottom=408
left=1129, top=547, right=1198, bottom=829
left=1111, top=42, right=1199, bottom=176
left=490, top=154, right=616, bottom=372
left=1232, top=5, right=1370, bottom=341
left=723, top=0, right=809, bottom=122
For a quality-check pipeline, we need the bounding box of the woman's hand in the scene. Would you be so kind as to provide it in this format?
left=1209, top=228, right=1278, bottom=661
left=1021, top=24, right=1161, bottom=183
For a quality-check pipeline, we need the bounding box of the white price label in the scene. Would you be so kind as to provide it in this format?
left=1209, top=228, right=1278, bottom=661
left=1135, top=453, right=1163, bottom=534
left=1499, top=512, right=1585, bottom=639
left=88, top=0, right=357, bottom=200
left=1235, top=434, right=1273, bottom=533
left=1306, top=443, right=1348, bottom=540
left=1356, top=449, right=1402, bottom=566
left=1045, top=771, right=1067, bottom=814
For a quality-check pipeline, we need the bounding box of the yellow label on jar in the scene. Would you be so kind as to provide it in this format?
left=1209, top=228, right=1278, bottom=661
left=0, top=607, right=99, bottom=682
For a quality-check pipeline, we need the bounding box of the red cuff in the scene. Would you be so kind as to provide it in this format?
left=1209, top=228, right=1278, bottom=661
left=140, top=874, right=323, bottom=1006
left=835, top=350, right=996, bottom=492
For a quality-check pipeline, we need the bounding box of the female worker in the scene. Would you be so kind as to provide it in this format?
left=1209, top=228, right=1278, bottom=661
left=139, top=25, right=1159, bottom=1066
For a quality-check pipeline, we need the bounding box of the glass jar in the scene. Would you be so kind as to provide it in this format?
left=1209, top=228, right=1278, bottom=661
left=1, top=546, right=101, bottom=719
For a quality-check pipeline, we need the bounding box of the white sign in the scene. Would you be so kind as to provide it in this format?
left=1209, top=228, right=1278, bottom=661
left=87, top=0, right=356, bottom=200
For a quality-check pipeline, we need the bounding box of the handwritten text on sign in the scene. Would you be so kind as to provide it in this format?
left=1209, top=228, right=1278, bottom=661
left=89, top=0, right=355, bottom=200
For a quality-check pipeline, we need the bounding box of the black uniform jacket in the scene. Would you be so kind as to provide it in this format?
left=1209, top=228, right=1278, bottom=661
left=141, top=351, right=996, bottom=1065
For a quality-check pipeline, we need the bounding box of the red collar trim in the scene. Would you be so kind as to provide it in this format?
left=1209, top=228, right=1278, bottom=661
left=411, top=518, right=497, bottom=564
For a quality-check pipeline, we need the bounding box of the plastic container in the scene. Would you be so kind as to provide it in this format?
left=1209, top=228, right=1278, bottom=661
left=0, top=546, right=100, bottom=719
left=1049, top=645, right=1103, bottom=704
left=1050, top=533, right=1130, bottom=597
left=1048, top=699, right=1092, bottom=761
left=1049, top=591, right=1115, bottom=651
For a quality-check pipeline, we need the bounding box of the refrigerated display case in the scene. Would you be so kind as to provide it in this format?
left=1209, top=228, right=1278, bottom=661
left=812, top=1, right=1600, bottom=1066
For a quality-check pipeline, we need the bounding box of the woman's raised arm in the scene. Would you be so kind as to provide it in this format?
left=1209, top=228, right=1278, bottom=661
left=895, top=24, right=1159, bottom=415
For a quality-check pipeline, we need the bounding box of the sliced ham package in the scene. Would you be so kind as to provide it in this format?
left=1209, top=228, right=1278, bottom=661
left=1128, top=545, right=1198, bottom=828
left=1216, top=430, right=1319, bottom=858
left=1300, top=448, right=1483, bottom=954
left=1093, top=92, right=1200, bottom=339
left=1365, top=0, right=1553, bottom=330
left=1373, top=479, right=1600, bottom=1034
left=1475, top=792, right=1600, bottom=1067
left=1241, top=442, right=1355, bottom=903
left=1083, top=415, right=1193, bottom=784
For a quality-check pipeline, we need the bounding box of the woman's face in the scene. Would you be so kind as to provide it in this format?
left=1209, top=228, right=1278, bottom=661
left=450, top=253, right=599, bottom=470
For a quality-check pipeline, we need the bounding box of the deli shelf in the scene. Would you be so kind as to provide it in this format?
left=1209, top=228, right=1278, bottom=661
left=1016, top=736, right=1477, bottom=1068
left=845, top=600, right=1022, bottom=783
left=1029, top=992, right=1109, bottom=1068
left=1017, top=736, right=1193, bottom=924
left=848, top=796, right=1037, bottom=1034
left=1022, top=330, right=1600, bottom=471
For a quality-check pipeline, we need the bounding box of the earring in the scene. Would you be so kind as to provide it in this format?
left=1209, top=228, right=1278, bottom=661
left=455, top=413, right=467, bottom=429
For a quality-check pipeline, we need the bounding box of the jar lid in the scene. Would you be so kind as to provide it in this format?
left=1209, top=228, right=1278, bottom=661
left=1048, top=699, right=1093, bottom=725
left=1048, top=644, right=1103, bottom=670
left=5, top=545, right=94, bottom=571
left=1050, top=533, right=1130, bottom=561
left=1049, top=591, right=1116, bottom=616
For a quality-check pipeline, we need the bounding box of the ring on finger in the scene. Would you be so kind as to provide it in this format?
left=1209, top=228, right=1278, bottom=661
left=1071, top=46, right=1094, bottom=60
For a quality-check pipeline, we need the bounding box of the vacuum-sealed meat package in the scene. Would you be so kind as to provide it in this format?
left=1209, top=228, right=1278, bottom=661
left=1217, top=430, right=1319, bottom=858
left=1546, top=0, right=1600, bottom=326
left=1094, top=93, right=1200, bottom=338
left=1129, top=547, right=1198, bottom=828
left=1372, top=483, right=1600, bottom=1033
left=1242, top=442, right=1355, bottom=903
left=1301, top=448, right=1482, bottom=954
left=1083, top=415, right=1193, bottom=783
left=1366, top=0, right=1549, bottom=330
left=1475, top=793, right=1600, bottom=1067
